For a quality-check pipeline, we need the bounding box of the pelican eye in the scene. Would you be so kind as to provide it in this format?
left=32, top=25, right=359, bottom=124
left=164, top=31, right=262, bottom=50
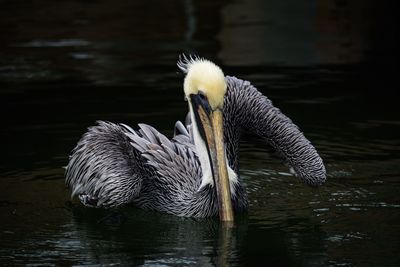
left=198, top=90, right=207, bottom=100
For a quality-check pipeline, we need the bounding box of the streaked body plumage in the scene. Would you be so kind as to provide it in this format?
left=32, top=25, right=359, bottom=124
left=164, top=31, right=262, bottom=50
left=66, top=59, right=326, bottom=218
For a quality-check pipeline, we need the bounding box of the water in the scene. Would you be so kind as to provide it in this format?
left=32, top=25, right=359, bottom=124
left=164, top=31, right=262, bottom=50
left=1, top=0, right=399, bottom=266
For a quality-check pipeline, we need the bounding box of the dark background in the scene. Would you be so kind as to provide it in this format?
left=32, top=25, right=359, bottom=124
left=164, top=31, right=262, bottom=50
left=1, top=0, right=399, bottom=266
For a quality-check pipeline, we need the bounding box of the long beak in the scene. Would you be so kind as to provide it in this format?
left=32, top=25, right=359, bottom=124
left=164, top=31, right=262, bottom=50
left=190, top=94, right=234, bottom=222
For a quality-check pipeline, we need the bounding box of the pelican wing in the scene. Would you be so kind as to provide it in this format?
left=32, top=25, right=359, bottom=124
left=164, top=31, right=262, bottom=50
left=126, top=123, right=218, bottom=217
left=127, top=123, right=200, bottom=189
left=65, top=119, right=201, bottom=209
left=65, top=121, right=145, bottom=208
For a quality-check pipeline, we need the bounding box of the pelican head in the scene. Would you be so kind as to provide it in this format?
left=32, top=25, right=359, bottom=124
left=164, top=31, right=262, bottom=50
left=182, top=59, right=227, bottom=110
left=178, top=56, right=233, bottom=222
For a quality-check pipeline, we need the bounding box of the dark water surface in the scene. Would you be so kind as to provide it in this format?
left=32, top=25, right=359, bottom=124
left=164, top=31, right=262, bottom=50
left=1, top=0, right=399, bottom=266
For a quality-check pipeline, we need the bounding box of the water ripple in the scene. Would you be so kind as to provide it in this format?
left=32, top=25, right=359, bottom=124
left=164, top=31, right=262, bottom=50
left=14, top=39, right=91, bottom=48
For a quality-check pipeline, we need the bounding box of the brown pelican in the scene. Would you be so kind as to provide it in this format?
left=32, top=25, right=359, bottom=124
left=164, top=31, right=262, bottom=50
left=66, top=55, right=326, bottom=219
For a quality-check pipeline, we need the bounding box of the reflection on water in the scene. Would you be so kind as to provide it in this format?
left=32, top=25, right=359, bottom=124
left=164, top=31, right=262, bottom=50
left=1, top=0, right=399, bottom=266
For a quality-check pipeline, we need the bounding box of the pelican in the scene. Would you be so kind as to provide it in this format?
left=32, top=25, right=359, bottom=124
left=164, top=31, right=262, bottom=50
left=65, top=56, right=326, bottom=219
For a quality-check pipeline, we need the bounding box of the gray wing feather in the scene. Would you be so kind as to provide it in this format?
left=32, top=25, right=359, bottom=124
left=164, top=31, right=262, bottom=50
left=171, top=119, right=194, bottom=147
left=138, top=123, right=159, bottom=145
left=173, top=121, right=189, bottom=137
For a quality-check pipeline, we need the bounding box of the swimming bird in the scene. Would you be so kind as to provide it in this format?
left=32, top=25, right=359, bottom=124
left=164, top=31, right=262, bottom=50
left=65, top=56, right=326, bottom=219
